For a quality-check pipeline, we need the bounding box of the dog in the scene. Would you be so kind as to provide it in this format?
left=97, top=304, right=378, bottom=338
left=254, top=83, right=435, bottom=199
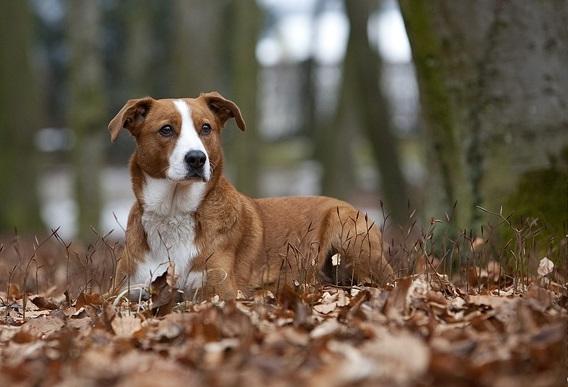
left=109, top=91, right=394, bottom=300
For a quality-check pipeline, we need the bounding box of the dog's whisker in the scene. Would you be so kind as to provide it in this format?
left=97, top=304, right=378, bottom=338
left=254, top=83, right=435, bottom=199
left=159, top=165, right=170, bottom=174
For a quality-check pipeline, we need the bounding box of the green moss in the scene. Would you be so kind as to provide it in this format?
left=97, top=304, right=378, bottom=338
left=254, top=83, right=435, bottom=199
left=505, top=150, right=568, bottom=242
left=398, top=0, right=472, bottom=227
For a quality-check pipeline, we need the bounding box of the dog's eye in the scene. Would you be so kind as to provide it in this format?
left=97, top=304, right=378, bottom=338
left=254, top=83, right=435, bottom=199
left=201, top=123, right=212, bottom=135
left=158, top=125, right=174, bottom=137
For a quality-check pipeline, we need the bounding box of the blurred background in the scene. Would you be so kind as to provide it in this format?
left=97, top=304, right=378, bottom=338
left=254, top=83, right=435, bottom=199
left=0, top=0, right=566, bottom=243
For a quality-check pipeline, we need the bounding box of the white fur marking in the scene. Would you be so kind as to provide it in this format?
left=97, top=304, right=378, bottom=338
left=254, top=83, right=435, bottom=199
left=136, top=174, right=206, bottom=291
left=168, top=99, right=211, bottom=181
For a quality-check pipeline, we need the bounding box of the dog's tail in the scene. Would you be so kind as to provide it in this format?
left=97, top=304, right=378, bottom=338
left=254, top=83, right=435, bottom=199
left=318, top=205, right=394, bottom=286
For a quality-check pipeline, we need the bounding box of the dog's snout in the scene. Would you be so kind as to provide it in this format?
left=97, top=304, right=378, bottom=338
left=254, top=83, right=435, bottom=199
left=184, top=150, right=207, bottom=169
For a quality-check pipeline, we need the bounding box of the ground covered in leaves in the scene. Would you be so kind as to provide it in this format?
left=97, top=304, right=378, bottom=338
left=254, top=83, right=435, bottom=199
left=1, top=270, right=566, bottom=387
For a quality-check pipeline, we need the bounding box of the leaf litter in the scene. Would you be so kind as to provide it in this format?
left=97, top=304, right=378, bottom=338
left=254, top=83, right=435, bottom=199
left=0, top=271, right=566, bottom=387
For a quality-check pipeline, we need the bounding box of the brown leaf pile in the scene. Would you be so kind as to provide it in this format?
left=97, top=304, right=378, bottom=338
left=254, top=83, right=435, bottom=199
left=1, top=274, right=566, bottom=387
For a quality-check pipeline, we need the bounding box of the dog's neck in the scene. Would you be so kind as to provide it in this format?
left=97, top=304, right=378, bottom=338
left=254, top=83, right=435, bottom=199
left=130, top=155, right=231, bottom=217
left=141, top=174, right=206, bottom=216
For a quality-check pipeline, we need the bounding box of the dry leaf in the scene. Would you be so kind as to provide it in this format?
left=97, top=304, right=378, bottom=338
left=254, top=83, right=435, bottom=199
left=150, top=263, right=177, bottom=316
left=363, top=330, right=430, bottom=383
left=310, top=319, right=341, bottom=339
left=30, top=296, right=58, bottom=310
left=75, top=292, right=104, bottom=309
left=313, top=302, right=337, bottom=315
left=537, top=257, right=554, bottom=277
left=22, top=316, right=64, bottom=338
left=111, top=314, right=142, bottom=338
left=331, top=253, right=341, bottom=266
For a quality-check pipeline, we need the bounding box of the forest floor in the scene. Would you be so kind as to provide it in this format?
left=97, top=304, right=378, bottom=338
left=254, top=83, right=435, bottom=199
left=0, top=255, right=566, bottom=387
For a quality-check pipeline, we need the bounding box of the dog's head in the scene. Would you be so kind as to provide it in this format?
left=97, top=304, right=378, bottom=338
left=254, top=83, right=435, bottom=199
left=108, top=91, right=245, bottom=183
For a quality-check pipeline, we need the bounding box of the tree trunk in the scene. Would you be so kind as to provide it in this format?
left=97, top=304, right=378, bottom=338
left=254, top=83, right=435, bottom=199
left=318, top=54, right=356, bottom=201
left=123, top=0, right=154, bottom=97
left=344, top=0, right=409, bottom=224
left=68, top=1, right=106, bottom=240
left=228, top=0, right=262, bottom=196
left=399, top=1, right=568, bottom=233
left=172, top=0, right=229, bottom=96
left=0, top=1, right=43, bottom=232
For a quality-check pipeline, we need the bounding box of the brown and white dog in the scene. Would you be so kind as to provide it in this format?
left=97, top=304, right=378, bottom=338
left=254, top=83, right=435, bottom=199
left=109, top=92, right=393, bottom=299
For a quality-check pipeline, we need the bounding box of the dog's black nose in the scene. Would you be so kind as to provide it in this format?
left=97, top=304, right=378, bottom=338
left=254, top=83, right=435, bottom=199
left=184, top=150, right=207, bottom=169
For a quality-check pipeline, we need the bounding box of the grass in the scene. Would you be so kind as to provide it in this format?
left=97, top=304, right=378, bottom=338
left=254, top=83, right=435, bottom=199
left=0, top=206, right=566, bottom=387
left=0, top=205, right=565, bottom=303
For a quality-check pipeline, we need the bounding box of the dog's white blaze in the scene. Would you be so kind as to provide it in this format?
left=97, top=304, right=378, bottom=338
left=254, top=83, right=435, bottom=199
left=137, top=174, right=206, bottom=290
left=167, top=99, right=211, bottom=181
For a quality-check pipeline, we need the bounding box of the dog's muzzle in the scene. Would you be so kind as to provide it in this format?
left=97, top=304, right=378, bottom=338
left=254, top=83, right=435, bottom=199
left=184, top=150, right=207, bottom=180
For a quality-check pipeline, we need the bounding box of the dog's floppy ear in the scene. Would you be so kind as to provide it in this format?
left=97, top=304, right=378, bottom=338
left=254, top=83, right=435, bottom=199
left=200, top=91, right=246, bottom=131
left=108, top=97, right=154, bottom=142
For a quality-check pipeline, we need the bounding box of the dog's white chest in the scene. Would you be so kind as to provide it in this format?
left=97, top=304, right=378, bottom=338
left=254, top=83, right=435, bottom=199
left=134, top=175, right=206, bottom=289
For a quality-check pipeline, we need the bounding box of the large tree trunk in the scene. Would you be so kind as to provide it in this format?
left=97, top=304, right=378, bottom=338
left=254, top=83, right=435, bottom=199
left=344, top=0, right=409, bottom=224
left=0, top=1, right=43, bottom=232
left=68, top=1, right=106, bottom=240
left=228, top=0, right=262, bottom=196
left=399, top=1, right=568, bottom=233
left=172, top=0, right=229, bottom=96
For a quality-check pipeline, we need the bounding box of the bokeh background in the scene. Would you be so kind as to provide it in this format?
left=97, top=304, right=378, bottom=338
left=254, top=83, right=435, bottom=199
left=1, top=0, right=566, bottom=243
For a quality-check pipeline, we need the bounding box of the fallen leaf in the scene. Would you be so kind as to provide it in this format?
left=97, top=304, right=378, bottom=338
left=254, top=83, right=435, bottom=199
left=310, top=319, right=341, bottom=339
left=331, top=253, right=341, bottom=266
left=111, top=314, right=142, bottom=338
left=362, top=330, right=430, bottom=383
left=22, top=315, right=64, bottom=338
left=150, top=263, right=177, bottom=316
left=526, top=285, right=552, bottom=310
left=537, top=257, right=554, bottom=277
left=383, top=276, right=412, bottom=319
left=30, top=296, right=58, bottom=310
left=313, top=302, right=337, bottom=315
left=75, top=292, right=104, bottom=309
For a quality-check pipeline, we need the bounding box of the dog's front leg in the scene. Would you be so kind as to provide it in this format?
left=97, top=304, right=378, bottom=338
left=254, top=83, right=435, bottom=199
left=115, top=204, right=152, bottom=298
left=191, top=252, right=238, bottom=300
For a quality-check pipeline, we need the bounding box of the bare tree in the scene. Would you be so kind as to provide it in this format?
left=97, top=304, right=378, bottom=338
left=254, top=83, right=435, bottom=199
left=344, top=0, right=409, bottom=224
left=68, top=1, right=106, bottom=239
left=0, top=1, right=43, bottom=231
left=172, top=0, right=229, bottom=96
left=317, top=46, right=356, bottom=201
left=123, top=0, right=154, bottom=97
left=228, top=0, right=262, bottom=196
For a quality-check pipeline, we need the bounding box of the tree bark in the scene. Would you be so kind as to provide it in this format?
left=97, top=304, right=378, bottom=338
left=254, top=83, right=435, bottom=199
left=123, top=0, right=154, bottom=97
left=399, top=0, right=568, bottom=232
left=228, top=0, right=262, bottom=196
left=0, top=1, right=43, bottom=232
left=68, top=1, right=106, bottom=239
left=344, top=0, right=409, bottom=225
left=318, top=54, right=356, bottom=201
left=172, top=0, right=229, bottom=96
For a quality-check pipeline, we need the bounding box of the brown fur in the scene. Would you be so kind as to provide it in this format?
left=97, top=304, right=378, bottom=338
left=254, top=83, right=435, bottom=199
left=110, top=92, right=394, bottom=299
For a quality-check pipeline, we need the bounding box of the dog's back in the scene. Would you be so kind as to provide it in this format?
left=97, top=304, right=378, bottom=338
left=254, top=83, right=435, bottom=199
left=250, top=196, right=394, bottom=290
